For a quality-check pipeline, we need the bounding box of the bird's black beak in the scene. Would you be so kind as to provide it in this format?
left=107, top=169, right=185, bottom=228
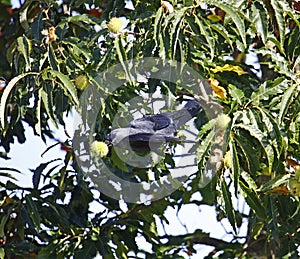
left=105, top=139, right=112, bottom=147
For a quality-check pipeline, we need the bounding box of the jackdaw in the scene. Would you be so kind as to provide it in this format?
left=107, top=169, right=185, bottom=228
left=106, top=100, right=201, bottom=153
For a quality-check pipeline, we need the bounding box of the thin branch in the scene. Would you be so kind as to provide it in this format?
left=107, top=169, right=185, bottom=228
left=160, top=233, right=243, bottom=251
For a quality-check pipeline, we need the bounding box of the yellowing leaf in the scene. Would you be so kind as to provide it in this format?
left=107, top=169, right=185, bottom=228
left=41, top=27, right=57, bottom=44
left=209, top=79, right=227, bottom=98
left=207, top=14, right=222, bottom=22
left=211, top=64, right=245, bottom=76
left=265, top=185, right=290, bottom=195
left=3, top=197, right=14, bottom=207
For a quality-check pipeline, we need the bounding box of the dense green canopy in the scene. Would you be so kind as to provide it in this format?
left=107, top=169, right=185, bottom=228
left=0, top=0, right=300, bottom=258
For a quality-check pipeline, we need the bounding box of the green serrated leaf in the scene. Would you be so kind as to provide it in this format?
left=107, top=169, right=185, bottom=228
left=270, top=0, right=286, bottom=54
left=196, top=130, right=215, bottom=163
left=257, top=107, right=274, bottom=134
left=229, top=140, right=240, bottom=197
left=154, top=7, right=164, bottom=49
left=47, top=70, right=79, bottom=106
left=239, top=180, right=267, bottom=220
left=234, top=124, right=265, bottom=144
left=0, top=72, right=38, bottom=130
left=233, top=129, right=261, bottom=175
left=48, top=45, right=58, bottom=71
left=241, top=171, right=258, bottom=190
left=169, top=8, right=187, bottom=59
left=234, top=122, right=275, bottom=173
left=64, top=14, right=100, bottom=26
left=251, top=2, right=268, bottom=43
left=249, top=77, right=286, bottom=105
left=194, top=14, right=215, bottom=59
left=260, top=174, right=291, bottom=193
left=30, top=159, right=60, bottom=189
left=256, top=107, right=282, bottom=157
left=207, top=0, right=247, bottom=48
left=252, top=221, right=264, bottom=240
left=228, top=84, right=244, bottom=105
left=210, top=23, right=234, bottom=50
left=17, top=36, right=32, bottom=71
left=264, top=144, right=275, bottom=174
left=35, top=88, right=42, bottom=137
left=278, top=84, right=297, bottom=123
left=221, top=176, right=237, bottom=233
left=32, top=12, right=44, bottom=41
left=114, top=36, right=133, bottom=84
left=19, top=3, right=30, bottom=30
left=287, top=24, right=300, bottom=60
left=62, top=39, right=92, bottom=61
left=41, top=83, right=57, bottom=127
left=154, top=7, right=167, bottom=59
left=25, top=195, right=41, bottom=231
left=256, top=49, right=295, bottom=79
left=177, top=40, right=186, bottom=67
left=198, top=118, right=216, bottom=138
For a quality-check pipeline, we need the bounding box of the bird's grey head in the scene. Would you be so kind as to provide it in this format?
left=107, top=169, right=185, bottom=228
left=183, top=100, right=201, bottom=117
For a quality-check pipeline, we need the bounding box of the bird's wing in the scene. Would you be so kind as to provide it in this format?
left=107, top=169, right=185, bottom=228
left=162, top=101, right=201, bottom=128
left=128, top=133, right=181, bottom=142
left=163, top=110, right=191, bottom=128
left=129, top=114, right=172, bottom=131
